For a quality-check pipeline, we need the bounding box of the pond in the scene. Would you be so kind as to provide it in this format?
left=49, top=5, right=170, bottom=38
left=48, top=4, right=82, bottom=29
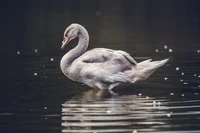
left=1, top=1, right=200, bottom=133
left=1, top=50, right=200, bottom=133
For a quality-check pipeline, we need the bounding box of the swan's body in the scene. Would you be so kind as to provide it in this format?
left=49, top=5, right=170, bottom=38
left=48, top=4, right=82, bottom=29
left=60, top=24, right=168, bottom=91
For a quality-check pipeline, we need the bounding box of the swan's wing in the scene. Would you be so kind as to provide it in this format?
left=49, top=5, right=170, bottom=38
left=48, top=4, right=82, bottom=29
left=114, top=50, right=137, bottom=65
left=75, top=48, right=136, bottom=83
left=79, top=48, right=137, bottom=65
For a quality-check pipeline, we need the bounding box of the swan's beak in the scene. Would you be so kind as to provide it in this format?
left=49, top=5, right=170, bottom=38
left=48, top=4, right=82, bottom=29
left=61, top=37, right=69, bottom=49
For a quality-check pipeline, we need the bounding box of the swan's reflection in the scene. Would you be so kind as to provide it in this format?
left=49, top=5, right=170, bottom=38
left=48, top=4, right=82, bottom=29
left=62, top=88, right=168, bottom=133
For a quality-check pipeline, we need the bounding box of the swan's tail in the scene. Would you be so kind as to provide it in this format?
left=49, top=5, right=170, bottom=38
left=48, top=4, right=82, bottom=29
left=137, top=58, right=169, bottom=69
left=133, top=58, right=169, bottom=82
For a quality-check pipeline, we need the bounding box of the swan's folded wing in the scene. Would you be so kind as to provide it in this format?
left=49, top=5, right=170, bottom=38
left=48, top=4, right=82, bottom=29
left=80, top=48, right=137, bottom=65
left=91, top=70, right=132, bottom=83
left=104, top=72, right=132, bottom=83
left=115, top=50, right=137, bottom=65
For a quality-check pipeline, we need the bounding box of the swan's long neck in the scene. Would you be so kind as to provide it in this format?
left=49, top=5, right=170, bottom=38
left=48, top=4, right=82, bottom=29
left=60, top=26, right=89, bottom=72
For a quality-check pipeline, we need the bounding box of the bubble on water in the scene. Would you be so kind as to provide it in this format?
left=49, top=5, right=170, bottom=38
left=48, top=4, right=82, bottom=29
left=164, top=77, right=168, bottom=80
left=34, top=73, right=37, bottom=76
left=155, top=49, right=159, bottom=52
left=44, top=107, right=47, bottom=109
left=181, top=73, right=184, bottom=75
left=181, top=94, right=185, bottom=97
left=175, top=67, right=179, bottom=71
left=138, top=93, right=142, bottom=96
left=197, top=49, right=200, bottom=53
left=180, top=79, right=183, bottom=82
left=50, top=58, right=54, bottom=61
left=169, top=49, right=173, bottom=52
left=194, top=74, right=197, bottom=76
left=17, top=51, right=20, bottom=55
left=34, top=49, right=38, bottom=53
left=183, top=82, right=188, bottom=85
left=167, top=113, right=171, bottom=117
left=132, top=130, right=137, bottom=133
left=106, top=110, right=112, bottom=114
left=95, top=10, right=101, bottom=16
left=170, top=93, right=174, bottom=95
left=164, top=45, right=168, bottom=49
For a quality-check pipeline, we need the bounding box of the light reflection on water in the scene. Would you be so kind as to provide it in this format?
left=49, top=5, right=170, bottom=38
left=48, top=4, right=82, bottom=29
left=61, top=87, right=200, bottom=133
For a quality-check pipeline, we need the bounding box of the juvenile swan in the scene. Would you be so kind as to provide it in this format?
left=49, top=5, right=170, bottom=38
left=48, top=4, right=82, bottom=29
left=60, top=24, right=169, bottom=91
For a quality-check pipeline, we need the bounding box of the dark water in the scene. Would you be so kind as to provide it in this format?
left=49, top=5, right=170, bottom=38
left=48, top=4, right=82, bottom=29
left=1, top=51, right=200, bottom=133
left=1, top=0, right=200, bottom=133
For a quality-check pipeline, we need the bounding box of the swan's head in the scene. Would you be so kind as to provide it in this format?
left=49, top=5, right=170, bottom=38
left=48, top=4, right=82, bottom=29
left=61, top=24, right=81, bottom=49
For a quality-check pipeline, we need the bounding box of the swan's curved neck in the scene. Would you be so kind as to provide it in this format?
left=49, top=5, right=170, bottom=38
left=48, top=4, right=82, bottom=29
left=60, top=27, right=89, bottom=71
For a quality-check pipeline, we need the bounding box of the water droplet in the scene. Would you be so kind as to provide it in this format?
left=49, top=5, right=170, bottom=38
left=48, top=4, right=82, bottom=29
left=44, top=107, right=47, bottom=109
left=164, top=45, right=168, bottom=49
left=106, top=110, right=112, bottom=113
left=50, top=58, right=54, bottom=61
left=167, top=113, right=171, bottom=117
left=146, top=96, right=149, bottom=100
left=157, top=101, right=161, bottom=106
left=181, top=73, right=184, bottom=75
left=183, top=82, right=188, bottom=85
left=198, top=85, right=200, bottom=87
left=95, top=11, right=101, bottom=16
left=155, top=49, right=159, bottom=52
left=133, top=130, right=137, bottom=133
left=45, top=117, right=47, bottom=120
left=164, top=77, right=168, bottom=80
left=34, top=73, right=37, bottom=76
left=170, top=93, right=174, bottom=95
left=180, top=79, right=183, bottom=82
left=194, top=74, right=197, bottom=76
left=181, top=94, right=185, bottom=97
left=175, top=67, right=179, bottom=71
left=197, top=49, right=200, bottom=53
left=17, top=51, right=20, bottom=55
left=198, top=75, right=200, bottom=78
left=153, top=101, right=156, bottom=105
left=138, top=93, right=142, bottom=96
left=169, top=49, right=173, bottom=52
left=194, top=93, right=199, bottom=95
left=34, top=49, right=38, bottom=53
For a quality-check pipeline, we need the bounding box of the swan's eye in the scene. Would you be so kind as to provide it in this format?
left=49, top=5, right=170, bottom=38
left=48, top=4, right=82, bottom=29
left=65, top=31, right=69, bottom=37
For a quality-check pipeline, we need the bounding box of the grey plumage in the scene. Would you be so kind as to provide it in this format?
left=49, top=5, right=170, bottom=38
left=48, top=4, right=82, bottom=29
left=60, top=24, right=169, bottom=92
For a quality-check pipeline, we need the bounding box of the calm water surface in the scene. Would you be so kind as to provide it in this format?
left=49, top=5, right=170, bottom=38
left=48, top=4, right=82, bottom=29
left=1, top=1, right=200, bottom=133
left=1, top=50, right=200, bottom=133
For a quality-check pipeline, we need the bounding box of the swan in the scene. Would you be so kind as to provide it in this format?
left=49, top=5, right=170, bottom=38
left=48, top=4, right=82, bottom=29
left=60, top=23, right=169, bottom=92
